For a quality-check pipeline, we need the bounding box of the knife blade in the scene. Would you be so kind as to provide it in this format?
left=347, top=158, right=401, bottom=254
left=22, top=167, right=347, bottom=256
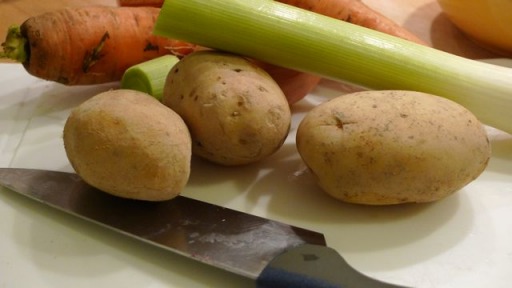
left=0, top=168, right=409, bottom=288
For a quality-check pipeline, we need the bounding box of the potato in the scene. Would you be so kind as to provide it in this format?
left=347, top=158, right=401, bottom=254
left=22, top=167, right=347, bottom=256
left=63, top=89, right=191, bottom=201
left=162, top=51, right=291, bottom=166
left=296, top=90, right=491, bottom=205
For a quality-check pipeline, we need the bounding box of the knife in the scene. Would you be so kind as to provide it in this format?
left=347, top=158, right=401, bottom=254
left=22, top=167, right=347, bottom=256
left=0, top=168, right=409, bottom=288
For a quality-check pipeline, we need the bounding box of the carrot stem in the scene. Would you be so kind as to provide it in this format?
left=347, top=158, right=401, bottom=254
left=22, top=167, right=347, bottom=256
left=0, top=26, right=27, bottom=62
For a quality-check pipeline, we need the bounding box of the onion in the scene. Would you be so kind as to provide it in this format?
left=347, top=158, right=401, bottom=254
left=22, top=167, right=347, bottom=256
left=437, top=0, right=512, bottom=56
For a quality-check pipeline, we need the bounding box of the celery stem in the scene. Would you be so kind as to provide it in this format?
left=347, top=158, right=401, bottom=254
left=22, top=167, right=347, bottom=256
left=154, top=0, right=512, bottom=134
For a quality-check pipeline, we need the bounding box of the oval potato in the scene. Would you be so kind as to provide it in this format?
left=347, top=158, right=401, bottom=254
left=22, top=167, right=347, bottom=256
left=296, top=90, right=491, bottom=205
left=163, top=51, right=291, bottom=166
left=63, top=89, right=192, bottom=201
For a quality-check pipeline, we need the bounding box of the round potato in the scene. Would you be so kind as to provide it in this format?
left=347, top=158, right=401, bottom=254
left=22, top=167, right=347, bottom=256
left=163, top=50, right=291, bottom=166
left=63, top=89, right=192, bottom=201
left=296, top=90, right=491, bottom=205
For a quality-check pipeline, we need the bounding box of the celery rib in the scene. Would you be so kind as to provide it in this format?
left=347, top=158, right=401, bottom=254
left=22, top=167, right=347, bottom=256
left=154, top=0, right=512, bottom=134
left=120, top=55, right=180, bottom=101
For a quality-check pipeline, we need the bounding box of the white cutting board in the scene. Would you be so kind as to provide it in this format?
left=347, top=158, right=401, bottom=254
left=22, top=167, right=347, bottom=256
left=1, top=62, right=512, bottom=288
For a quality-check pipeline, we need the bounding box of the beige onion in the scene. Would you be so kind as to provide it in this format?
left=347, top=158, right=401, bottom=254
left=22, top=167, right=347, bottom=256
left=437, top=0, right=512, bottom=56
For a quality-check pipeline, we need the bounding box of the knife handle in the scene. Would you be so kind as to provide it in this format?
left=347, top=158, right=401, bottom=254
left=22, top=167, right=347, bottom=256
left=256, top=244, right=411, bottom=288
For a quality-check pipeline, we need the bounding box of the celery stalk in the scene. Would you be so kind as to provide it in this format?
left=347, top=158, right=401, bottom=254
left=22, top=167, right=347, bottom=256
left=120, top=55, right=180, bottom=101
left=154, top=0, right=512, bottom=134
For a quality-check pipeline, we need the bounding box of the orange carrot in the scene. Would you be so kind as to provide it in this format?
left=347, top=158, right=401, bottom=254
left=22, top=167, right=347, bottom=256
left=117, top=0, right=162, bottom=7
left=276, top=0, right=428, bottom=45
left=0, top=6, right=197, bottom=85
left=256, top=63, right=322, bottom=105
left=120, top=0, right=426, bottom=45
left=118, top=0, right=427, bottom=104
left=262, top=0, right=429, bottom=103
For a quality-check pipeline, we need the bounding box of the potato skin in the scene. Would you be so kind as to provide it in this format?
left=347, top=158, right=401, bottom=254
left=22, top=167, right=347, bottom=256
left=63, top=89, right=191, bottom=201
left=163, top=51, right=291, bottom=166
left=296, top=90, right=491, bottom=205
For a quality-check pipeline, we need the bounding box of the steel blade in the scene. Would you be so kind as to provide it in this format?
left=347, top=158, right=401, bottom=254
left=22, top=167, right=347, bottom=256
left=0, top=168, right=325, bottom=279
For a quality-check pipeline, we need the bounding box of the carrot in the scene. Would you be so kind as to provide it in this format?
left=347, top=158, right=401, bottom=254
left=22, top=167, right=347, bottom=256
left=120, top=0, right=427, bottom=45
left=256, top=63, right=322, bottom=105
left=0, top=6, right=197, bottom=85
left=256, top=0, right=429, bottom=103
left=117, top=0, right=163, bottom=7
left=276, top=0, right=428, bottom=45
left=118, top=0, right=427, bottom=104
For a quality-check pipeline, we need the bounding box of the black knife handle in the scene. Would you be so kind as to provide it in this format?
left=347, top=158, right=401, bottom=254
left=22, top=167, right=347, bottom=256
left=256, top=244, right=411, bottom=288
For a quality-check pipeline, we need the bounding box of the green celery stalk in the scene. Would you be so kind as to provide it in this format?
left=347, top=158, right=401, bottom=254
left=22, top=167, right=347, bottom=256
left=153, top=0, right=512, bottom=134
left=120, top=55, right=180, bottom=101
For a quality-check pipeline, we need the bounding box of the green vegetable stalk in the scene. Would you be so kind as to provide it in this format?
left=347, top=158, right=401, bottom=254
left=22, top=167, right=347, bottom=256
left=120, top=55, right=180, bottom=101
left=153, top=0, right=512, bottom=134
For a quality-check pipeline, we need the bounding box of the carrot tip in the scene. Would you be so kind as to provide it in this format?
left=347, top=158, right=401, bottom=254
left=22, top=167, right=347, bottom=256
left=1, top=25, right=28, bottom=62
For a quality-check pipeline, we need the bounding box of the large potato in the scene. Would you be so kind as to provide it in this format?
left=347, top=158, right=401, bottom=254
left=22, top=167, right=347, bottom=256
left=296, top=90, right=491, bottom=205
left=163, top=51, right=291, bottom=166
left=63, top=89, right=191, bottom=201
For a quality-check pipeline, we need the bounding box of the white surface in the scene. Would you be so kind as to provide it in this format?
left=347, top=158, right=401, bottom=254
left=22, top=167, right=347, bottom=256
left=1, top=62, right=511, bottom=288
